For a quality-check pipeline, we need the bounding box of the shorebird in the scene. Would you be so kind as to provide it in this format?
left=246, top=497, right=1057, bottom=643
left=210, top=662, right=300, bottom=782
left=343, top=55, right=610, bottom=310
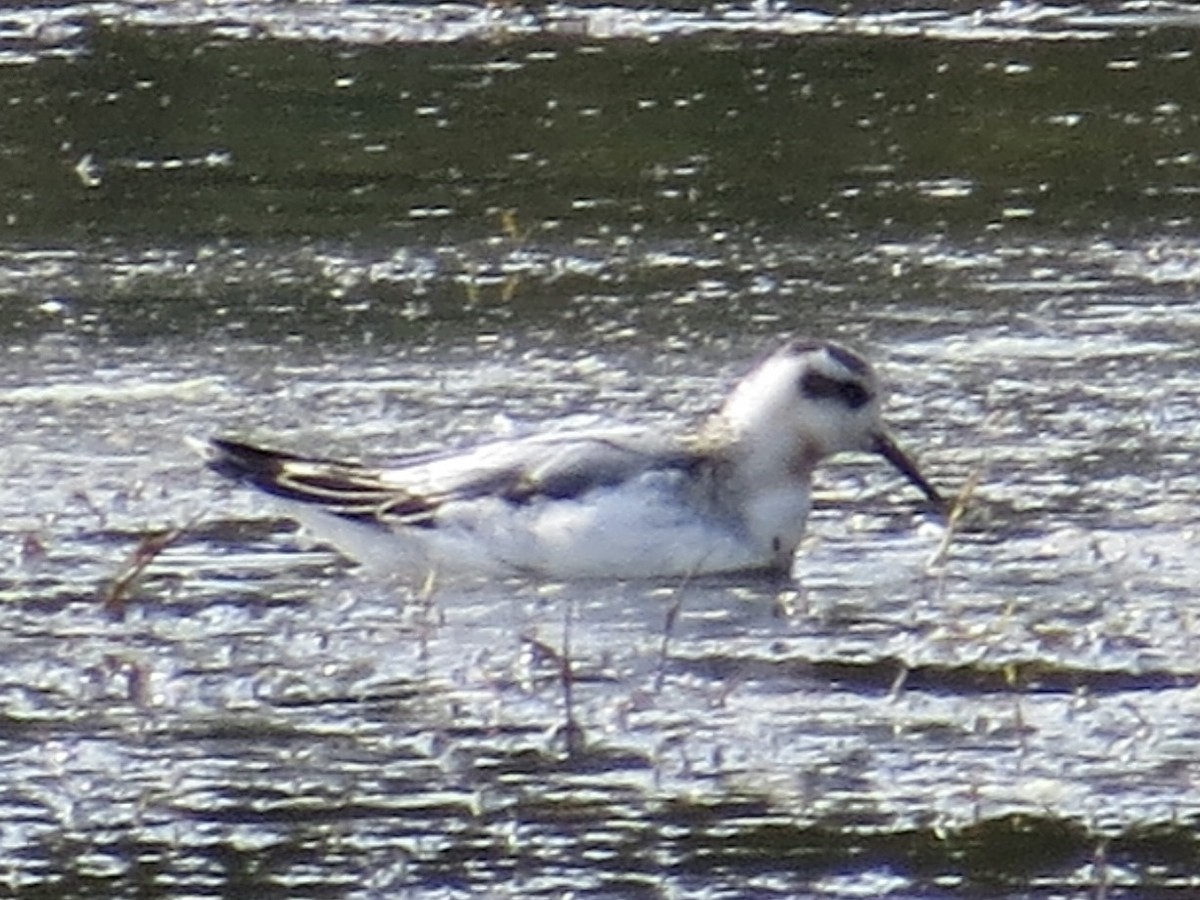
left=200, top=339, right=942, bottom=579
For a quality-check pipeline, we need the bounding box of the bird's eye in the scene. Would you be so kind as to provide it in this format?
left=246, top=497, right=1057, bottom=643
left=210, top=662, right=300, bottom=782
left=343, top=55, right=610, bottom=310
left=799, top=371, right=872, bottom=409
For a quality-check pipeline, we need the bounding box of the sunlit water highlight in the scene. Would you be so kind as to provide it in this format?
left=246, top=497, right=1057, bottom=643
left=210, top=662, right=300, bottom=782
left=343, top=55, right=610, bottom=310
left=4, top=232, right=1200, bottom=896
left=3, top=0, right=1200, bottom=895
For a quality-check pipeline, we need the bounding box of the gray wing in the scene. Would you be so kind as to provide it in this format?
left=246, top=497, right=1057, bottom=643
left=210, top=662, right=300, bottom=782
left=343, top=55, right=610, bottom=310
left=205, top=429, right=706, bottom=529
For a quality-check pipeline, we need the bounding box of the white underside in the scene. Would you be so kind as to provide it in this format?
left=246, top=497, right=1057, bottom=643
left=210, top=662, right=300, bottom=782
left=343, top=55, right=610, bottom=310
left=277, top=470, right=808, bottom=581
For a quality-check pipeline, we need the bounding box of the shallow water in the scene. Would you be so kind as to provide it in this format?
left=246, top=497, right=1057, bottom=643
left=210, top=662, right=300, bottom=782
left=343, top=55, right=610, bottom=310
left=3, top=1, right=1200, bottom=897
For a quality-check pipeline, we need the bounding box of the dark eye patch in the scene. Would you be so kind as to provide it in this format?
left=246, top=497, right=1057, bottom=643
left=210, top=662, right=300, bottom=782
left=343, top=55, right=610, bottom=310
left=800, top=370, right=872, bottom=409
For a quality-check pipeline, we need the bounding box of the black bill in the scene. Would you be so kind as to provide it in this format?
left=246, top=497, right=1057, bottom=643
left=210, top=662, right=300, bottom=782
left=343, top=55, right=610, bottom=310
left=872, top=431, right=944, bottom=508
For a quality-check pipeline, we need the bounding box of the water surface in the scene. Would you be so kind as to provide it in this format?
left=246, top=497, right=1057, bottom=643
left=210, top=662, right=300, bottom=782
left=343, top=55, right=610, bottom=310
left=3, top=1, right=1200, bottom=897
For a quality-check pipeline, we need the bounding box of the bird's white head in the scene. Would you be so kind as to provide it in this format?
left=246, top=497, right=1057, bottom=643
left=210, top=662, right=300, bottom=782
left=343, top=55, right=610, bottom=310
left=717, top=339, right=941, bottom=504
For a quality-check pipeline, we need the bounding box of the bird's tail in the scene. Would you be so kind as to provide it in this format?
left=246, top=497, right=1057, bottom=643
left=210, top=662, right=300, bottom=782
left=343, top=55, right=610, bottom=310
left=194, top=437, right=435, bottom=525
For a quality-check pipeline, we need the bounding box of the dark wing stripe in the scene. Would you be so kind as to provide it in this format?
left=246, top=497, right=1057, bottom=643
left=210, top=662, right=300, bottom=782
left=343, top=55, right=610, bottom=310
left=275, top=470, right=439, bottom=524
left=207, top=438, right=440, bottom=528
left=208, top=436, right=707, bottom=530
left=501, top=439, right=704, bottom=504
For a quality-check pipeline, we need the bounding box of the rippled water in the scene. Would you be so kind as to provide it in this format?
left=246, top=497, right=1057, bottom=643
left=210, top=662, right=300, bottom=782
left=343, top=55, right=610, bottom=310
left=8, top=238, right=1200, bottom=897
left=3, top=1, right=1200, bottom=897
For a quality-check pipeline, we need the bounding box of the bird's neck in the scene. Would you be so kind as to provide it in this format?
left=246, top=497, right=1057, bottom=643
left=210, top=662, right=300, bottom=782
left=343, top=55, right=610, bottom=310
left=699, top=411, right=820, bottom=488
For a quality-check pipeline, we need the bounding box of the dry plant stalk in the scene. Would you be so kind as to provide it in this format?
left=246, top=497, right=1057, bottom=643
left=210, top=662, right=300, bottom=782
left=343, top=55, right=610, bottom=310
left=926, top=467, right=982, bottom=572
left=103, top=525, right=187, bottom=618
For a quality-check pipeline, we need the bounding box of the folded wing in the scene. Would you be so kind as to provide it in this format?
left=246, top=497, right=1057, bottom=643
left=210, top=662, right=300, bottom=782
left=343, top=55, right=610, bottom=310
left=205, top=430, right=703, bottom=531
